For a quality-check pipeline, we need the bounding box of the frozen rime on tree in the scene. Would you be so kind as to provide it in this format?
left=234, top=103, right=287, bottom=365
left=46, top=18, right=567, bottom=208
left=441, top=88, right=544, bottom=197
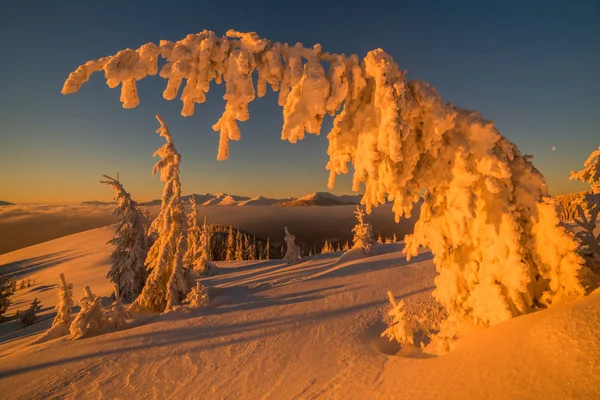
left=352, top=206, right=375, bottom=255
left=283, top=227, right=301, bottom=264
left=130, top=116, right=193, bottom=313
left=185, top=197, right=217, bottom=275
left=70, top=286, right=104, bottom=339
left=63, top=29, right=592, bottom=328
left=570, top=147, right=600, bottom=270
left=102, top=175, right=151, bottom=301
left=108, top=286, right=128, bottom=330
left=34, top=274, right=73, bottom=343
left=185, top=281, right=210, bottom=308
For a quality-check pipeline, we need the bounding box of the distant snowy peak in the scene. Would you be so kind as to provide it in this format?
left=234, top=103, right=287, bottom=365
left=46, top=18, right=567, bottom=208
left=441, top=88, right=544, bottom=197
left=138, top=192, right=362, bottom=207
left=275, top=192, right=362, bottom=207
left=236, top=196, right=289, bottom=206
left=0, top=200, right=14, bottom=206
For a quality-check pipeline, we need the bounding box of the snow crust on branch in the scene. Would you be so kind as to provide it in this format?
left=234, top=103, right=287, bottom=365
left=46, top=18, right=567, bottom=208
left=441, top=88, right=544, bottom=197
left=130, top=116, right=193, bottom=313
left=64, top=30, right=591, bottom=327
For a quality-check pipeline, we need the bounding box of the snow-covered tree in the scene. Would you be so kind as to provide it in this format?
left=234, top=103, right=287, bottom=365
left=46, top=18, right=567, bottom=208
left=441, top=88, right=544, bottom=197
left=184, top=196, right=202, bottom=269
left=34, top=274, right=73, bottom=343
left=194, top=217, right=218, bottom=275
left=235, top=231, right=244, bottom=261
left=108, top=286, right=128, bottom=330
left=70, top=286, right=104, bottom=339
left=392, top=233, right=397, bottom=243
left=321, top=240, right=332, bottom=254
left=130, top=116, right=193, bottom=313
left=226, top=226, right=235, bottom=261
left=0, top=277, right=15, bottom=320
left=264, top=238, right=271, bottom=260
left=342, top=241, right=350, bottom=251
left=64, top=29, right=591, bottom=330
left=283, top=227, right=301, bottom=264
left=570, top=147, right=600, bottom=270
left=377, top=235, right=384, bottom=244
left=185, top=281, right=210, bottom=308
left=18, top=298, right=42, bottom=327
left=381, top=290, right=417, bottom=348
left=102, top=174, right=151, bottom=301
left=352, top=206, right=375, bottom=255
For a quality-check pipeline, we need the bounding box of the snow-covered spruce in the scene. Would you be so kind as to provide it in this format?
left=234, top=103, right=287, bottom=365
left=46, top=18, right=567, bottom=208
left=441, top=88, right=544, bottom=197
left=18, top=298, right=42, bottom=328
left=185, top=197, right=218, bottom=275
left=33, top=274, right=73, bottom=343
left=70, top=286, right=104, bottom=339
left=283, top=227, right=301, bottom=264
left=351, top=206, right=375, bottom=255
left=570, top=146, right=600, bottom=270
left=101, top=175, right=151, bottom=301
left=185, top=281, right=210, bottom=308
left=108, top=286, right=128, bottom=330
left=64, top=29, right=591, bottom=328
left=130, top=116, right=193, bottom=313
left=381, top=290, right=417, bottom=348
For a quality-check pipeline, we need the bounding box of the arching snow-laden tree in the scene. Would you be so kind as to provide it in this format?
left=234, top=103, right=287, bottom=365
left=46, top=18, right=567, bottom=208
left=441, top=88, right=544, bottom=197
left=570, top=146, right=600, bottom=271
left=130, top=116, right=193, bottom=313
left=283, top=227, right=301, bottom=264
left=352, top=206, right=375, bottom=255
left=101, top=175, right=151, bottom=301
left=63, top=29, right=595, bottom=332
left=34, top=274, right=74, bottom=343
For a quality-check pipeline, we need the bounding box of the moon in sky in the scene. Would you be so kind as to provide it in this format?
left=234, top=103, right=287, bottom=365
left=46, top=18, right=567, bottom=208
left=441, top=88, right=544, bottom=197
left=552, top=146, right=556, bottom=151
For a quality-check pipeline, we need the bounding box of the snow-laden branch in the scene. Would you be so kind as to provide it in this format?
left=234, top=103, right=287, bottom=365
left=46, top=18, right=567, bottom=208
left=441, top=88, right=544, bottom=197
left=63, top=30, right=592, bottom=328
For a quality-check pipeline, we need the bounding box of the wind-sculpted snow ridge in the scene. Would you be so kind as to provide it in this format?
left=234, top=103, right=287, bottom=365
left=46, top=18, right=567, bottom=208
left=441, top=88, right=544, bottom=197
left=63, top=29, right=592, bottom=330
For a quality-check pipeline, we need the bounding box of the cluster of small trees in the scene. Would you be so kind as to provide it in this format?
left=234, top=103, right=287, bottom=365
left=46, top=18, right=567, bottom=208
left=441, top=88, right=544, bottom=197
left=0, top=277, right=42, bottom=325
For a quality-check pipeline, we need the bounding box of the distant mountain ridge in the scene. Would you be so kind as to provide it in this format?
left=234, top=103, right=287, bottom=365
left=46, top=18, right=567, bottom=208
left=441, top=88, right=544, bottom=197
left=136, top=192, right=363, bottom=207
left=0, top=200, right=15, bottom=206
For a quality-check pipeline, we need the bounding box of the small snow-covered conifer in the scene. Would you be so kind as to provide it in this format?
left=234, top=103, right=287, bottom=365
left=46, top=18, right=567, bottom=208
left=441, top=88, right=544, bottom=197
left=19, top=298, right=42, bottom=327
left=381, top=290, right=416, bottom=347
left=377, top=235, right=383, bottom=244
left=570, top=147, right=600, bottom=269
left=130, top=116, right=193, bottom=313
left=34, top=274, right=73, bottom=343
left=185, top=281, right=210, bottom=307
left=108, top=286, right=128, bottom=330
left=194, top=217, right=218, bottom=275
left=352, top=206, right=375, bottom=255
left=264, top=238, right=271, bottom=260
left=70, top=286, right=104, bottom=339
left=235, top=231, right=244, bottom=261
left=226, top=226, right=235, bottom=261
left=321, top=240, right=331, bottom=254
left=283, top=227, right=301, bottom=264
left=184, top=196, right=202, bottom=269
left=0, top=277, right=14, bottom=319
left=102, top=175, right=151, bottom=301
left=342, top=241, right=350, bottom=251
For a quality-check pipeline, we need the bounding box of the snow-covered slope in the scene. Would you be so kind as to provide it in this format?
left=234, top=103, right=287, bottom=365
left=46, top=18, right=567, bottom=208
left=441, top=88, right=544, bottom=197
left=0, top=228, right=598, bottom=399
left=276, top=192, right=362, bottom=207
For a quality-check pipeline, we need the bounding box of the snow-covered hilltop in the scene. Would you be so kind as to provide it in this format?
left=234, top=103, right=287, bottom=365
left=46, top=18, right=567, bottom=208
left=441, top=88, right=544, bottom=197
left=0, top=201, right=14, bottom=206
left=137, top=191, right=363, bottom=207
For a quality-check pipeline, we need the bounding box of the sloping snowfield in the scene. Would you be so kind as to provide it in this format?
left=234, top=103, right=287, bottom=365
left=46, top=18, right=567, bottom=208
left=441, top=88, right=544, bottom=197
left=0, top=226, right=598, bottom=399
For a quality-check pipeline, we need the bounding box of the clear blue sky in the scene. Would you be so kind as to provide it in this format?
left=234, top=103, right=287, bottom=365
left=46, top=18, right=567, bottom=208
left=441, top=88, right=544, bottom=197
left=0, top=0, right=598, bottom=203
